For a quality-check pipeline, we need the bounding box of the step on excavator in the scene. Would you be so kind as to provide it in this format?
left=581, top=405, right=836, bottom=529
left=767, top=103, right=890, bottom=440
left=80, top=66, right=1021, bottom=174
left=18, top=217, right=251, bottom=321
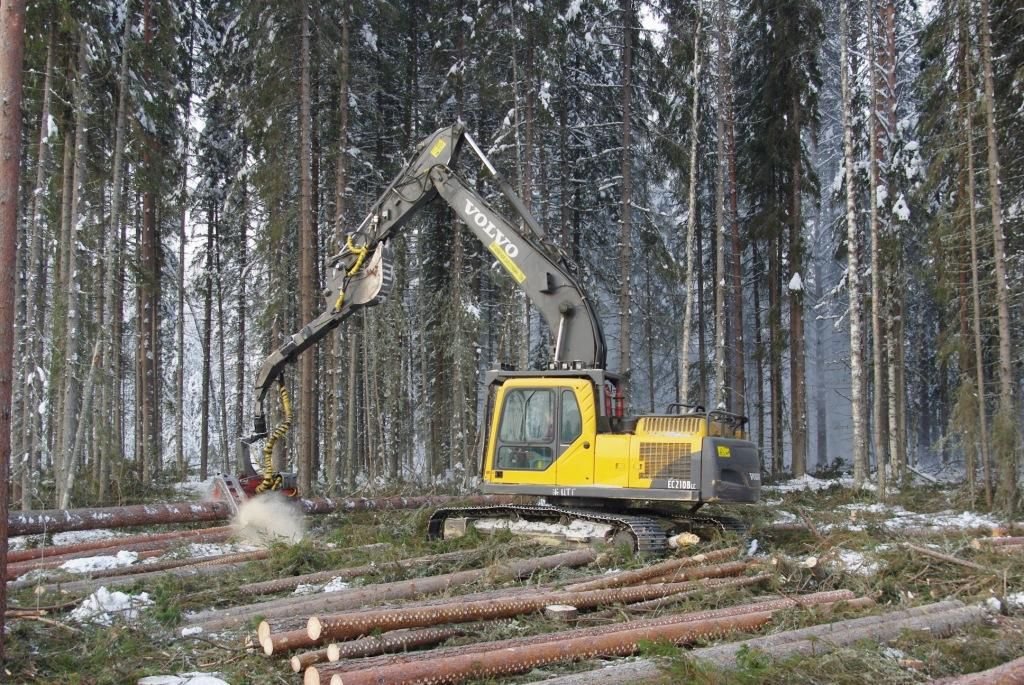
left=217, top=123, right=760, bottom=551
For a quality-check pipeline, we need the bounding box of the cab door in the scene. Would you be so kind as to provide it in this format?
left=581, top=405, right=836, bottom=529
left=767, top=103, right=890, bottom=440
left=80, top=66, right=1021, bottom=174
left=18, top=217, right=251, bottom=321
left=486, top=379, right=595, bottom=488
left=554, top=382, right=596, bottom=488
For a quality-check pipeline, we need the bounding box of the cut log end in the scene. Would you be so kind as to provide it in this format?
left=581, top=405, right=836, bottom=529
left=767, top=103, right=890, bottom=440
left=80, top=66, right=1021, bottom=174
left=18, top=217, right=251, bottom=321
left=290, top=655, right=303, bottom=673
left=331, top=675, right=343, bottom=685
left=308, top=615, right=323, bottom=640
left=304, top=666, right=322, bottom=685
left=257, top=620, right=271, bottom=643
left=327, top=643, right=340, bottom=661
left=668, top=532, right=701, bottom=549
left=544, top=604, right=579, bottom=621
left=261, top=635, right=274, bottom=657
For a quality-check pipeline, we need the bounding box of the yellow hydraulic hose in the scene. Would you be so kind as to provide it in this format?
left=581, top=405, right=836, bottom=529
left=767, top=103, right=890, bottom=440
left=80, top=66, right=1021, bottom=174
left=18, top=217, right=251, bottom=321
left=256, top=380, right=292, bottom=493
left=332, top=235, right=370, bottom=312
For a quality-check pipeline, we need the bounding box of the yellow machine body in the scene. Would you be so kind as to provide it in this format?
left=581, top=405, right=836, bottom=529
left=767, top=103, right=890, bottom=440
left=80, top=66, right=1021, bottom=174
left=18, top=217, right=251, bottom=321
left=480, top=375, right=760, bottom=505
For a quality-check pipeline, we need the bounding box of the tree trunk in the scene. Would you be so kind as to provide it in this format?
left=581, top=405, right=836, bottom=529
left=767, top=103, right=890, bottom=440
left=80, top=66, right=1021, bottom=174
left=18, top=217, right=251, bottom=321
left=138, top=0, right=161, bottom=484
left=789, top=95, right=807, bottom=478
left=0, top=0, right=28, bottom=659
left=678, top=7, right=702, bottom=406
left=201, top=207, right=213, bottom=480
left=713, top=0, right=728, bottom=411
left=57, top=36, right=89, bottom=508
left=841, top=0, right=868, bottom=487
left=618, top=0, right=634, bottom=407
left=19, top=19, right=54, bottom=509
left=60, top=16, right=131, bottom=509
left=768, top=239, right=783, bottom=475
left=813, top=217, right=827, bottom=470
left=960, top=0, right=992, bottom=504
left=752, top=242, right=765, bottom=457
left=978, top=0, right=1018, bottom=512
left=298, top=1, right=316, bottom=495
left=723, top=0, right=744, bottom=419
left=867, top=0, right=888, bottom=498
left=235, top=164, right=248, bottom=473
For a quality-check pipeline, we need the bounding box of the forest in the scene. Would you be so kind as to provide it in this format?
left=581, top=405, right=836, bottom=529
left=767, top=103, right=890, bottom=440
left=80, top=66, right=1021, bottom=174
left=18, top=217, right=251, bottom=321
left=0, top=0, right=1021, bottom=515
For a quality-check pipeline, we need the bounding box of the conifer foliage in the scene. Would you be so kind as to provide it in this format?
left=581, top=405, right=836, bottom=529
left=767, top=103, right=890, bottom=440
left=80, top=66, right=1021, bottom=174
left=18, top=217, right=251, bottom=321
left=1, top=0, right=1020, bottom=510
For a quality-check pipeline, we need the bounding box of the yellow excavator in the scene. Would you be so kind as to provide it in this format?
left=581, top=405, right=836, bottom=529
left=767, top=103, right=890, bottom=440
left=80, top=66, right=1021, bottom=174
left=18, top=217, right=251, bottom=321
left=233, top=123, right=760, bottom=552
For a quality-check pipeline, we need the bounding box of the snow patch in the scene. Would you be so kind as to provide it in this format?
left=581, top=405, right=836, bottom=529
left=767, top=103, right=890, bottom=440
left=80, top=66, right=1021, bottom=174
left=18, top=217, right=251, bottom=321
left=788, top=272, right=803, bottom=291
left=323, top=577, right=350, bottom=593
left=60, top=550, right=138, bottom=574
left=1005, top=593, right=1024, bottom=611
left=834, top=548, right=880, bottom=576
left=473, top=518, right=614, bottom=543
left=71, top=587, right=152, bottom=626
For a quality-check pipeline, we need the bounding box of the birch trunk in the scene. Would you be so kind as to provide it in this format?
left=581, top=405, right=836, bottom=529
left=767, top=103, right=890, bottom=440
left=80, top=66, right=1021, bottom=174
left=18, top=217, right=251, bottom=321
left=867, top=0, right=888, bottom=499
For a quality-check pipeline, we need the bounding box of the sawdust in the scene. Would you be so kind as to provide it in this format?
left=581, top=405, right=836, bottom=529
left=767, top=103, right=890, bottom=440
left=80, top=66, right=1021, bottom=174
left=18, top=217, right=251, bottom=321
left=231, top=493, right=305, bottom=545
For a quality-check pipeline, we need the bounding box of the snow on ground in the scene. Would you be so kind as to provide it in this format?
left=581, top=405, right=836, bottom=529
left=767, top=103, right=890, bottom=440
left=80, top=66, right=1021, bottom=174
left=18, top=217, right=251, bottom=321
left=472, top=517, right=614, bottom=543
left=184, top=542, right=262, bottom=558
left=1006, top=593, right=1024, bottom=611
left=833, top=548, right=880, bottom=576
left=322, top=577, right=350, bottom=593
left=138, top=673, right=228, bottom=685
left=60, top=550, right=138, bottom=574
left=70, top=587, right=153, bottom=626
left=765, top=474, right=879, bottom=493
left=9, top=527, right=123, bottom=552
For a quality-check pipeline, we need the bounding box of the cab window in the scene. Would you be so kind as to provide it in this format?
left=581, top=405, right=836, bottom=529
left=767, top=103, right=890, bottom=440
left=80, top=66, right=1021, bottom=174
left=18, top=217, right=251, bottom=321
left=496, top=388, right=554, bottom=470
left=560, top=390, right=582, bottom=444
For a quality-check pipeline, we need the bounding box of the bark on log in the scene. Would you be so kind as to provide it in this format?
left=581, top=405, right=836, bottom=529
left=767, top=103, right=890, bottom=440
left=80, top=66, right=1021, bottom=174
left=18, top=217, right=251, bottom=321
left=302, top=585, right=853, bottom=656
left=326, top=626, right=464, bottom=661
left=239, top=549, right=480, bottom=596
left=931, top=655, right=1024, bottom=684
left=200, top=548, right=597, bottom=638
left=21, top=551, right=267, bottom=595
left=305, top=590, right=858, bottom=681
left=904, top=543, right=995, bottom=573
left=602, top=573, right=772, bottom=614
left=970, top=536, right=1024, bottom=549
left=7, top=525, right=233, bottom=563
left=563, top=547, right=739, bottom=592
left=535, top=600, right=975, bottom=684
left=7, top=547, right=168, bottom=579
left=8, top=495, right=515, bottom=536
left=320, top=611, right=775, bottom=685
left=6, top=529, right=234, bottom=578
left=291, top=647, right=332, bottom=673
left=635, top=559, right=752, bottom=586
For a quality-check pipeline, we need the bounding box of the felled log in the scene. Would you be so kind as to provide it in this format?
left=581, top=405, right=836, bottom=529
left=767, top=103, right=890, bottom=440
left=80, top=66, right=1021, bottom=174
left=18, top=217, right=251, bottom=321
left=535, top=600, right=974, bottom=684
left=20, top=550, right=268, bottom=595
left=970, top=536, right=1024, bottom=550
left=904, top=543, right=995, bottom=573
left=931, top=655, right=1024, bottom=684
left=8, top=494, right=515, bottom=536
left=608, top=573, right=772, bottom=614
left=300, top=584, right=854, bottom=656
left=317, top=612, right=774, bottom=685
left=239, top=548, right=480, bottom=596
left=563, top=547, right=739, bottom=592
left=7, top=548, right=168, bottom=579
left=192, top=547, right=597, bottom=638
left=7, top=525, right=234, bottom=563
left=303, top=590, right=859, bottom=684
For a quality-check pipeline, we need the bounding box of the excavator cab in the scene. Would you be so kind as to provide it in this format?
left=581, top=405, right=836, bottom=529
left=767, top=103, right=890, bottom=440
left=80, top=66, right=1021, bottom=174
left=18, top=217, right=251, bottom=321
left=480, top=370, right=761, bottom=510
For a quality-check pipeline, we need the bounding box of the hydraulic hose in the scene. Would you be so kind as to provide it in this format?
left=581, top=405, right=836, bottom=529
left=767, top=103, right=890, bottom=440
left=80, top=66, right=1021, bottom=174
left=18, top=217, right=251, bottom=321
left=256, top=379, right=292, bottom=493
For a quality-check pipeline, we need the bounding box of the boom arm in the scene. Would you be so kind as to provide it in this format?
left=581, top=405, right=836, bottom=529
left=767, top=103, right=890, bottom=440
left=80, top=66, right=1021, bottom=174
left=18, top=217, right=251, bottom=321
left=246, top=123, right=606, bottom=451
